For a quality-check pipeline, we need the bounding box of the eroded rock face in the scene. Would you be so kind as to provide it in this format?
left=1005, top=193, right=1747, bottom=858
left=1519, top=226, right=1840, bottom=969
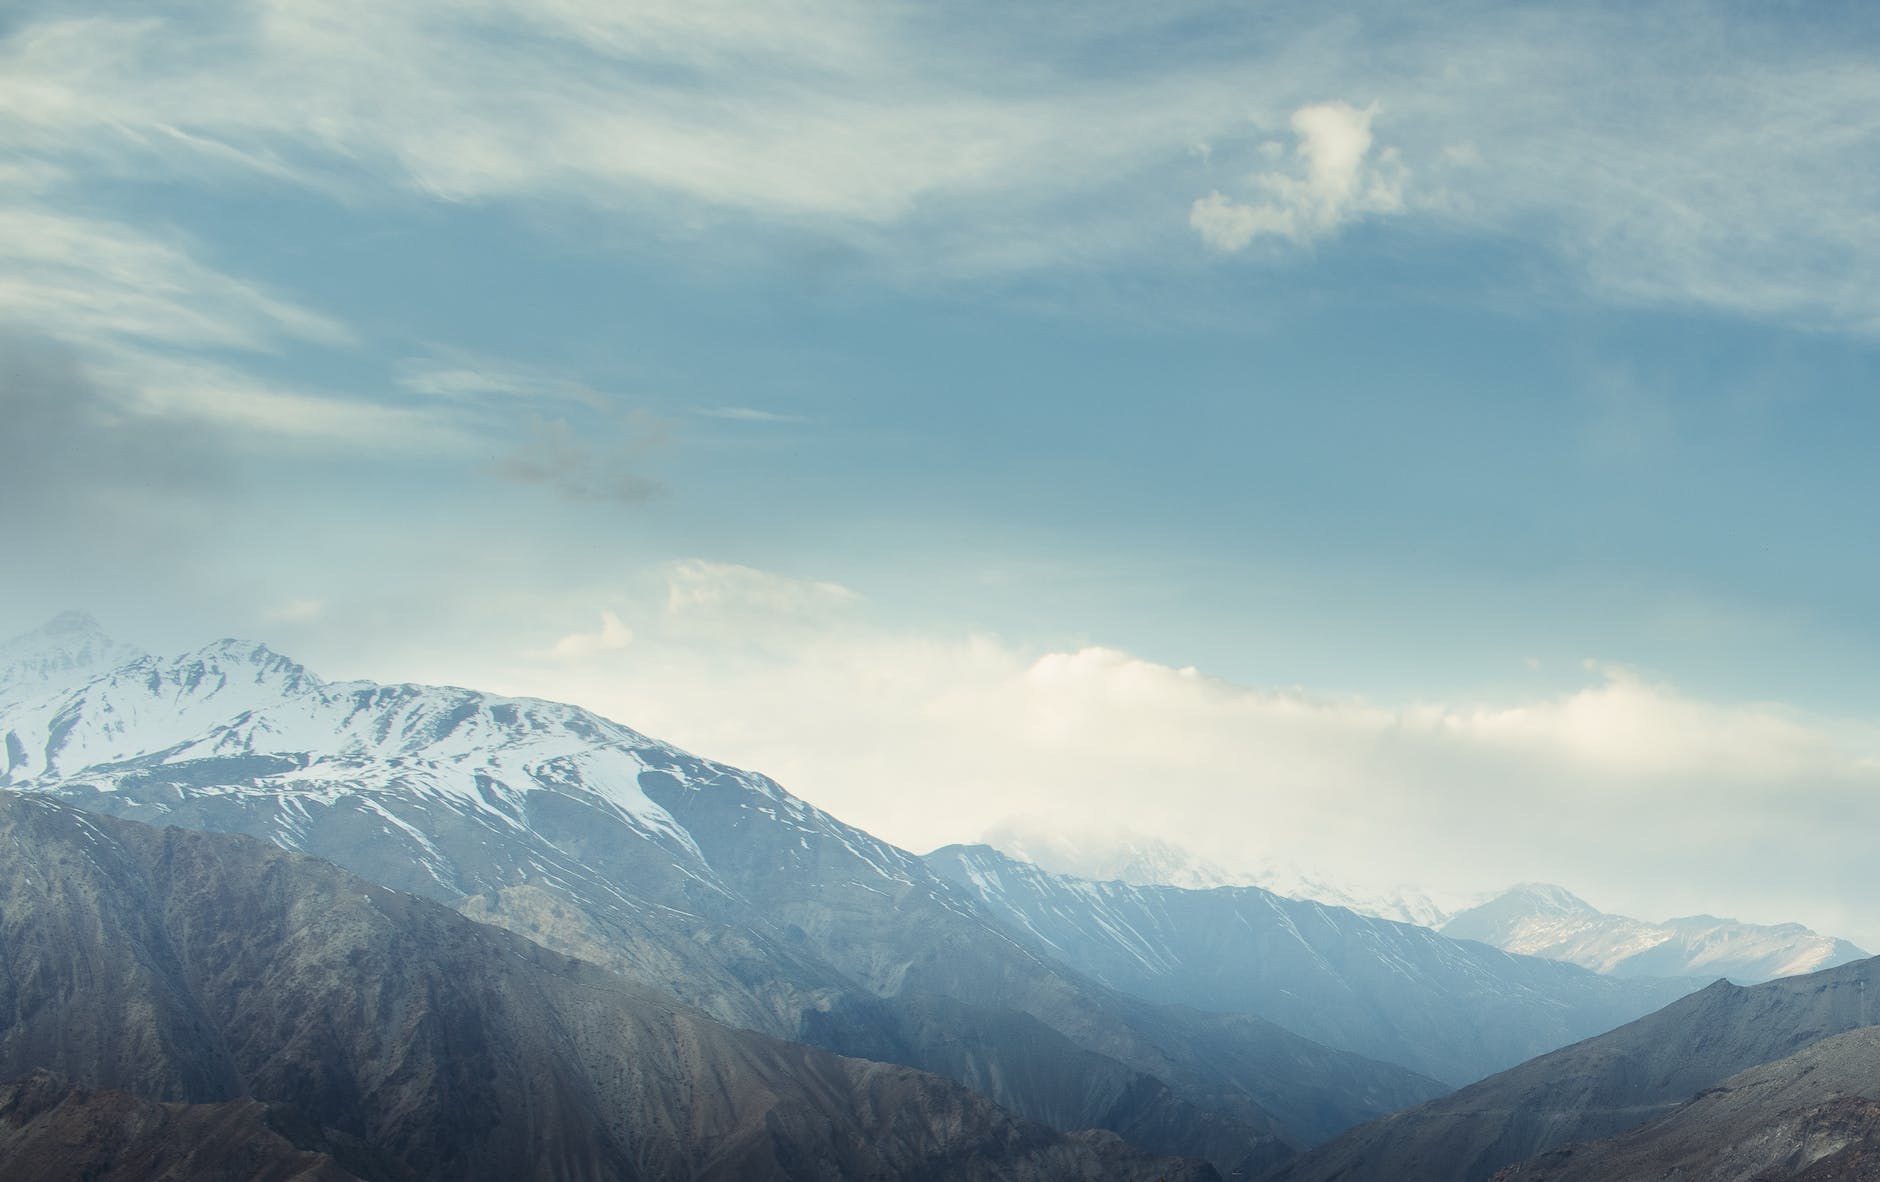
left=0, top=1070, right=383, bottom=1182
left=0, top=791, right=1217, bottom=1182
left=1263, top=956, right=1880, bottom=1182
left=1491, top=1026, right=1880, bottom=1182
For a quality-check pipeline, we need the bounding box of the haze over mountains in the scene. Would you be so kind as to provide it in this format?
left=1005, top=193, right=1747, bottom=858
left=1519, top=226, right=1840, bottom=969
left=984, top=818, right=1865, bottom=987
left=0, top=614, right=1445, bottom=1173
left=926, top=844, right=1695, bottom=1086
left=978, top=820, right=1454, bottom=928
left=1440, top=882, right=1868, bottom=984
left=2, top=611, right=1874, bottom=1180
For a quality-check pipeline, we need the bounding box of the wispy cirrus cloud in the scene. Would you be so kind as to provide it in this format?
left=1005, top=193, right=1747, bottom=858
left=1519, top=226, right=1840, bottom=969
left=697, top=405, right=808, bottom=424
left=0, top=202, right=348, bottom=354
left=8, top=3, right=1880, bottom=332
left=396, top=350, right=608, bottom=408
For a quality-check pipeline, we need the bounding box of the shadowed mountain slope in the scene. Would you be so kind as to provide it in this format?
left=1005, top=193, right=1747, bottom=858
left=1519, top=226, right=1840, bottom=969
left=0, top=1070, right=390, bottom=1182
left=926, top=843, right=1700, bottom=1085
left=0, top=791, right=1217, bottom=1182
left=1491, top=1025, right=1880, bottom=1181
left=1262, top=955, right=1880, bottom=1182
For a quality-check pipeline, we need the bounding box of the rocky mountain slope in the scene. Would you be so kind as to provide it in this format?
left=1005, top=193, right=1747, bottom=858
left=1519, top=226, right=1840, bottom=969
left=0, top=1070, right=394, bottom=1182
left=926, top=844, right=1700, bottom=1086
left=0, top=615, right=1444, bottom=1173
left=1442, top=883, right=1868, bottom=984
left=1491, top=1024, right=1880, bottom=1181
left=0, top=790, right=1217, bottom=1182
left=1262, top=954, right=1880, bottom=1182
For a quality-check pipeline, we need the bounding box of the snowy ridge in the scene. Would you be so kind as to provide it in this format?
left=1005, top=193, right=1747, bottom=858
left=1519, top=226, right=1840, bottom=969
left=0, top=618, right=939, bottom=905
left=0, top=611, right=147, bottom=720
left=0, top=615, right=978, bottom=1038
left=1440, top=884, right=1868, bottom=984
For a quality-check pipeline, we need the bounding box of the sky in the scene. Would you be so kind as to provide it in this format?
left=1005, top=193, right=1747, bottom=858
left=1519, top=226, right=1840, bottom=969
left=3, top=0, right=1880, bottom=946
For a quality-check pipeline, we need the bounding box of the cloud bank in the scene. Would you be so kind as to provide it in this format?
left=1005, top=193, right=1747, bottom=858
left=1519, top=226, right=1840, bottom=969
left=442, top=560, right=1880, bottom=952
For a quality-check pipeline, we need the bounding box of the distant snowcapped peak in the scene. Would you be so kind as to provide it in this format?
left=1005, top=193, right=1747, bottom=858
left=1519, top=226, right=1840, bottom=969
left=0, top=611, right=147, bottom=692
left=1497, top=883, right=1600, bottom=916
left=35, top=610, right=104, bottom=637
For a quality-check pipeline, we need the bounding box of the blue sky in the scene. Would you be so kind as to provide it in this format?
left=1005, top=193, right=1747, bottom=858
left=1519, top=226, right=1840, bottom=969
left=4, top=1, right=1880, bottom=941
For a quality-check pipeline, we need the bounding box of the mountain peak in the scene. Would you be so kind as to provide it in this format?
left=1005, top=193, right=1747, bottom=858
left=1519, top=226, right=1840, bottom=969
left=4, top=610, right=112, bottom=650
left=150, top=637, right=325, bottom=696
left=0, top=611, right=146, bottom=691
left=36, top=610, right=105, bottom=637
left=1497, top=883, right=1600, bottom=915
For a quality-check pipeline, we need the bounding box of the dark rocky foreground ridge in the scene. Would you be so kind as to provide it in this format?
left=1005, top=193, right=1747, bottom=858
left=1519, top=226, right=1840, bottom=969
left=1491, top=1024, right=1880, bottom=1181
left=0, top=791, right=1217, bottom=1182
left=1263, top=953, right=1880, bottom=1182
left=0, top=1069, right=403, bottom=1182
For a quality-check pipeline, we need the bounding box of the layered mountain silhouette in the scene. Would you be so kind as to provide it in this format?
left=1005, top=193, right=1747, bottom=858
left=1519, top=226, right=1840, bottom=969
left=1266, top=954, right=1880, bottom=1182
left=0, top=791, right=1216, bottom=1182
left=0, top=616, right=1449, bottom=1172
left=926, top=844, right=1698, bottom=1085
left=6, top=613, right=1828, bottom=1177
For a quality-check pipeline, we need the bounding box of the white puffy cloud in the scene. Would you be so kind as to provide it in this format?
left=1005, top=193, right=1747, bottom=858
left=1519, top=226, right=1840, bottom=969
left=1191, top=102, right=1407, bottom=250
left=531, top=610, right=634, bottom=661
left=266, top=599, right=327, bottom=624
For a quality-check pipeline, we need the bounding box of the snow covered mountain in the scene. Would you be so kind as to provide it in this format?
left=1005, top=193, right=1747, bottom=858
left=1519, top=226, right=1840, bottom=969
left=982, top=820, right=1864, bottom=982
left=982, top=818, right=1457, bottom=929
left=1439, top=883, right=1868, bottom=984
left=926, top=844, right=1701, bottom=1086
left=0, top=611, right=147, bottom=723
left=0, top=615, right=1461, bottom=1175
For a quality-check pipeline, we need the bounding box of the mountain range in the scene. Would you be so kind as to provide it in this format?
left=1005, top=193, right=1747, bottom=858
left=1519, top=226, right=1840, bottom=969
left=982, top=820, right=1865, bottom=987
left=925, top=844, right=1696, bottom=1086
left=0, top=614, right=1449, bottom=1172
left=1441, top=881, right=1868, bottom=984
left=0, top=790, right=1212, bottom=1181
left=2, top=612, right=1865, bottom=1178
